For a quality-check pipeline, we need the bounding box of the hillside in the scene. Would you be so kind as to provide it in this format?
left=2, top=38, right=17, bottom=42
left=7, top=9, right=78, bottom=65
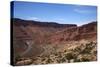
left=49, top=21, right=97, bottom=44
left=12, top=18, right=97, bottom=65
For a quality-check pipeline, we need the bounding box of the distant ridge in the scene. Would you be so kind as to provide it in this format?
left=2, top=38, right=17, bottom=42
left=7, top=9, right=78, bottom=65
left=12, top=18, right=77, bottom=28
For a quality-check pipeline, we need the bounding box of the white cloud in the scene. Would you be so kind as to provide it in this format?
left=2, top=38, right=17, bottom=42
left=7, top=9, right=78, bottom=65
left=26, top=17, right=40, bottom=21
left=74, top=8, right=94, bottom=14
left=73, top=5, right=95, bottom=14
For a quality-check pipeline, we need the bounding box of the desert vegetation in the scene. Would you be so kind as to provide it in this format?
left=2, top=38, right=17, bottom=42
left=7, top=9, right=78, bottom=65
left=15, top=40, right=97, bottom=65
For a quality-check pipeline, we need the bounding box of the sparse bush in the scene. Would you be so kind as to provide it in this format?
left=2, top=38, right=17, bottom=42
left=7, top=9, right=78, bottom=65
left=64, top=52, right=75, bottom=63
left=46, top=58, right=52, bottom=64
left=80, top=42, right=94, bottom=54
left=74, top=59, right=81, bottom=62
left=60, top=57, right=66, bottom=63
left=80, top=58, right=90, bottom=62
left=42, top=58, right=46, bottom=61
left=30, top=41, right=97, bottom=64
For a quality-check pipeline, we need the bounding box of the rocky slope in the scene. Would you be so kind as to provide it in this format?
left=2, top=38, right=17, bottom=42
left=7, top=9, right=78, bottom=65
left=49, top=21, right=97, bottom=44
left=12, top=18, right=77, bottom=64
left=12, top=18, right=97, bottom=65
left=13, top=18, right=77, bottom=44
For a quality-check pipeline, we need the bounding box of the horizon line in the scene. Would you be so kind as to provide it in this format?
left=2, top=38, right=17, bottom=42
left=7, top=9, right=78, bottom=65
left=12, top=17, right=97, bottom=26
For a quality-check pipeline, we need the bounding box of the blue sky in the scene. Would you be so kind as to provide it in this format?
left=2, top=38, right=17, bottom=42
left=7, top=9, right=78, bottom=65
left=12, top=1, right=97, bottom=26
